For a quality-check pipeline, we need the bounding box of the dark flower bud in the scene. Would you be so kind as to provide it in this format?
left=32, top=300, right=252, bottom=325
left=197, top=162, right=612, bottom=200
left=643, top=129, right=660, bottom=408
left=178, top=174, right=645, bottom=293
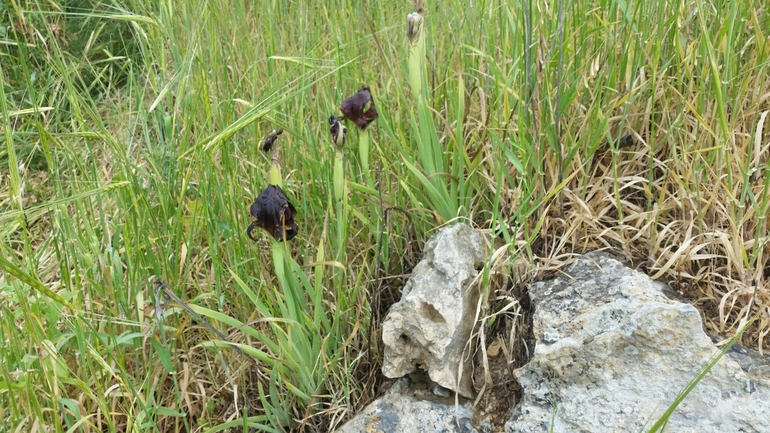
left=261, top=128, right=284, bottom=152
left=330, top=119, right=347, bottom=148
left=407, top=12, right=422, bottom=41
left=247, top=185, right=298, bottom=241
left=339, top=86, right=379, bottom=130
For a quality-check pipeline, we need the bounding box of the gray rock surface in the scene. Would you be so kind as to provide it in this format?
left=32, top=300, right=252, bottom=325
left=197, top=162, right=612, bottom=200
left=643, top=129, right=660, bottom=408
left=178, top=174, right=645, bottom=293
left=335, top=379, right=478, bottom=433
left=382, top=223, right=486, bottom=398
left=506, top=251, right=770, bottom=433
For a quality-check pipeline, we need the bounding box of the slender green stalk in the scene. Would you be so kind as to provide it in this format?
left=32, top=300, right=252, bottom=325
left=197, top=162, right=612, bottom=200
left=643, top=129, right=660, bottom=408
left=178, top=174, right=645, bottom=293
left=334, top=147, right=346, bottom=206
left=333, top=124, right=349, bottom=260
left=359, top=128, right=373, bottom=187
left=0, top=63, right=23, bottom=229
left=407, top=12, right=426, bottom=103
left=647, top=312, right=761, bottom=433
left=405, top=10, right=457, bottom=222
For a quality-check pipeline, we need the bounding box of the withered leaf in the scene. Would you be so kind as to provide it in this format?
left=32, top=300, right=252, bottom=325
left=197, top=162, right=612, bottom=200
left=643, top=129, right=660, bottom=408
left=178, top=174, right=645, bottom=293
left=247, top=185, right=298, bottom=241
left=339, top=86, right=379, bottom=130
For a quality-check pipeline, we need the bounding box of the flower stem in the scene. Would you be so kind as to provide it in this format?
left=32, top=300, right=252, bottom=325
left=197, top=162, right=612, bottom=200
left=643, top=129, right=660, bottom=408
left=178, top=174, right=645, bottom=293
left=359, top=128, right=373, bottom=187
left=269, top=142, right=282, bottom=185
left=333, top=148, right=345, bottom=203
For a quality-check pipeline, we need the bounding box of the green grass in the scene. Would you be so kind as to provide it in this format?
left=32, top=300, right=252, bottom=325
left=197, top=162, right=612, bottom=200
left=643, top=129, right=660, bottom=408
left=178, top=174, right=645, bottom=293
left=1, top=0, right=769, bottom=431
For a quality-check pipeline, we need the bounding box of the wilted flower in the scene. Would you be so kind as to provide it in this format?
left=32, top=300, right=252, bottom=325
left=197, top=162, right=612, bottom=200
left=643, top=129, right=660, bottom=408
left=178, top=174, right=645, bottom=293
left=329, top=116, right=348, bottom=148
left=261, top=128, right=283, bottom=152
left=339, top=86, right=379, bottom=130
left=247, top=185, right=298, bottom=241
left=616, top=134, right=635, bottom=149
left=601, top=134, right=636, bottom=151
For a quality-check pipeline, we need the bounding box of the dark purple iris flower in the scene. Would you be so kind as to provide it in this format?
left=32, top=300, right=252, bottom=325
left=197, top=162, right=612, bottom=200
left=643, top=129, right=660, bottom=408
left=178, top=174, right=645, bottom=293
left=338, top=86, right=379, bottom=130
left=247, top=185, right=298, bottom=241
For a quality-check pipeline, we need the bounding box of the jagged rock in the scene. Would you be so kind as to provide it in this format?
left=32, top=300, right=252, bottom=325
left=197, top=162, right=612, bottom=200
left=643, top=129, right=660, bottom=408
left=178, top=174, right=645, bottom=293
left=335, top=379, right=478, bottom=433
left=506, top=251, right=770, bottom=433
left=382, top=223, right=486, bottom=398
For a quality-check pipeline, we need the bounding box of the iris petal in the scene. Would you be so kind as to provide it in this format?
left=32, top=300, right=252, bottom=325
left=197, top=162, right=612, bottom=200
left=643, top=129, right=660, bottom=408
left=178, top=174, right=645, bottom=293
left=248, top=185, right=298, bottom=241
left=339, top=86, right=379, bottom=130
